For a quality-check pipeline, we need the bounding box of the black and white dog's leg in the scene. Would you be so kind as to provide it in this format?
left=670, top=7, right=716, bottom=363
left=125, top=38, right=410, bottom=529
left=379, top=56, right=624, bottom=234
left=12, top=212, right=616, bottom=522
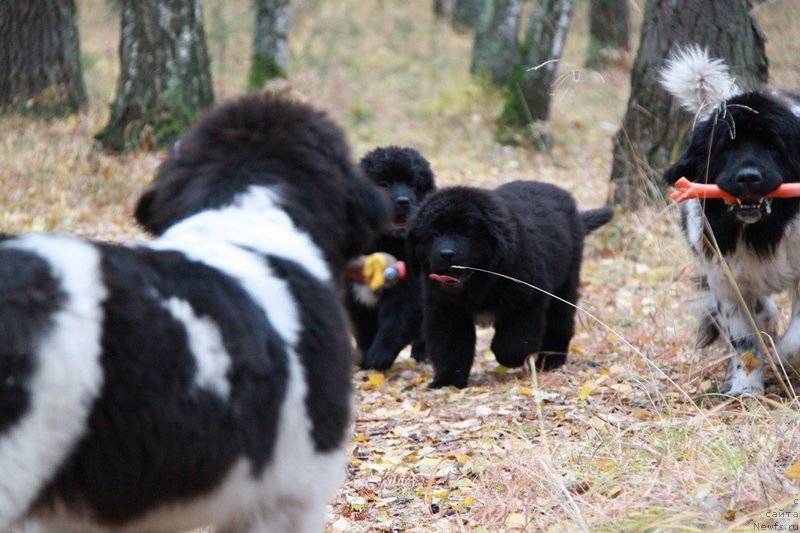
left=777, top=287, right=800, bottom=373
left=718, top=294, right=778, bottom=395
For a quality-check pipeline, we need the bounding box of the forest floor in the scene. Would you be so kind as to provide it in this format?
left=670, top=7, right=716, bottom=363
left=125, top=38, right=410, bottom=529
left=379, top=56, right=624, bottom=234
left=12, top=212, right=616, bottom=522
left=2, top=0, right=800, bottom=531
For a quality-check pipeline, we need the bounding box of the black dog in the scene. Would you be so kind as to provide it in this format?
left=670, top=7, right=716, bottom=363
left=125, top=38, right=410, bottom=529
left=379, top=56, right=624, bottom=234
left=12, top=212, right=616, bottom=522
left=347, top=146, right=436, bottom=370
left=661, top=46, right=800, bottom=395
left=0, top=95, right=388, bottom=532
left=407, top=180, right=612, bottom=388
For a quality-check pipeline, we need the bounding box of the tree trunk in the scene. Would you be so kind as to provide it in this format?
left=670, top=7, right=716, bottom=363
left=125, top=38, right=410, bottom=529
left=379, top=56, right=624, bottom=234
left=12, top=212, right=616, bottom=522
left=586, top=0, right=629, bottom=69
left=434, top=0, right=446, bottom=18
left=96, top=0, right=214, bottom=153
left=470, top=0, right=523, bottom=85
left=0, top=0, right=86, bottom=116
left=451, top=0, right=484, bottom=32
left=497, top=0, right=573, bottom=148
left=247, top=0, right=290, bottom=90
left=609, top=0, right=767, bottom=208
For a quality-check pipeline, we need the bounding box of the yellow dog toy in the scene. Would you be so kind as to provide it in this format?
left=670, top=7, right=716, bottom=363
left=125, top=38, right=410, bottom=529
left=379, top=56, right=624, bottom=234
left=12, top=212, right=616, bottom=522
left=347, top=252, right=407, bottom=290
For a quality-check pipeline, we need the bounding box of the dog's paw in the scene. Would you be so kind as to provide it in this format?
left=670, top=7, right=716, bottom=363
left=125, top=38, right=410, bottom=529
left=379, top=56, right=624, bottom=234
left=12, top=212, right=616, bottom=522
left=360, top=348, right=398, bottom=371
left=428, top=376, right=468, bottom=389
left=720, top=351, right=765, bottom=396
left=410, top=340, right=427, bottom=363
left=536, top=352, right=567, bottom=371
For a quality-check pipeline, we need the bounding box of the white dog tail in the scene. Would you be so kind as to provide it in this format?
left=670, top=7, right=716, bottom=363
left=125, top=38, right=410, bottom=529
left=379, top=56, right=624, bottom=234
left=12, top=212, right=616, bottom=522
left=659, top=45, right=740, bottom=115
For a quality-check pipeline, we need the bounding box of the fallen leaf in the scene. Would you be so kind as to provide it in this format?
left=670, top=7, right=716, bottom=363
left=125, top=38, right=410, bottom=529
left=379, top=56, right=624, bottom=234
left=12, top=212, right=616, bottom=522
left=786, top=459, right=800, bottom=479
left=578, top=381, right=596, bottom=400
left=505, top=513, right=527, bottom=528
left=365, top=372, right=385, bottom=389
left=740, top=352, right=761, bottom=374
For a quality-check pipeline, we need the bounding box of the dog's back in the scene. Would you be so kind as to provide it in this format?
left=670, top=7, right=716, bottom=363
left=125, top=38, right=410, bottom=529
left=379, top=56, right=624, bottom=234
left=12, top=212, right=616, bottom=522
left=0, top=96, right=387, bottom=532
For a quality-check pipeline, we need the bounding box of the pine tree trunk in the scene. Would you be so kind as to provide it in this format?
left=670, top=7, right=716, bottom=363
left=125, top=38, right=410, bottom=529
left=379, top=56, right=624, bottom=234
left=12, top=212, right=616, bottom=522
left=609, top=0, right=767, bottom=208
left=451, top=0, right=484, bottom=32
left=0, top=0, right=86, bottom=116
left=96, top=0, right=214, bottom=153
left=586, top=0, right=629, bottom=69
left=247, top=0, right=289, bottom=90
left=434, top=0, right=446, bottom=18
left=497, top=0, right=573, bottom=148
left=470, top=0, right=523, bottom=85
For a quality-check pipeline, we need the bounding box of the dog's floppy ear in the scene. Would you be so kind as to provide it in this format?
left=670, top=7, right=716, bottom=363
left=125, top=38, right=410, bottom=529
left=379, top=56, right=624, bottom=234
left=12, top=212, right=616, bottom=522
left=664, top=158, right=694, bottom=185
left=344, top=178, right=391, bottom=257
left=134, top=188, right=158, bottom=233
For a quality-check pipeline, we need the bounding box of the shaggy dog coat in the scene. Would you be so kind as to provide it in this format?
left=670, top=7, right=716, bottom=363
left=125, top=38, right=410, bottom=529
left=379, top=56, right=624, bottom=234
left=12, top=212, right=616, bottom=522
left=0, top=95, right=389, bottom=532
left=346, top=146, right=436, bottom=370
left=408, top=181, right=612, bottom=388
left=661, top=46, right=800, bottom=395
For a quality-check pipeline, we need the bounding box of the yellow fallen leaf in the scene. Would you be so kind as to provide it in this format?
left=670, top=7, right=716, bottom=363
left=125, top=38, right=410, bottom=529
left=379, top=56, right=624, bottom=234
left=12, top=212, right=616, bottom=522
left=740, top=352, right=761, bottom=374
left=578, top=381, right=596, bottom=400
left=518, top=386, right=533, bottom=396
left=786, top=459, right=800, bottom=479
left=365, top=372, right=385, bottom=389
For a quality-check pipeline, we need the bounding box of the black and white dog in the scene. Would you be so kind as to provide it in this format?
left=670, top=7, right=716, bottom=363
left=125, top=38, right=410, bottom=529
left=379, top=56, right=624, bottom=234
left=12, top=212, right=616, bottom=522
left=0, top=95, right=389, bottom=531
left=661, top=46, right=800, bottom=395
left=346, top=146, right=436, bottom=370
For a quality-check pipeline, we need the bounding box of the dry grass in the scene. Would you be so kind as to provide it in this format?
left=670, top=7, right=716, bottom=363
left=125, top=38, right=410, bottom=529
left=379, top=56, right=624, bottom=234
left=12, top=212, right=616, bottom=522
left=1, top=0, right=799, bottom=531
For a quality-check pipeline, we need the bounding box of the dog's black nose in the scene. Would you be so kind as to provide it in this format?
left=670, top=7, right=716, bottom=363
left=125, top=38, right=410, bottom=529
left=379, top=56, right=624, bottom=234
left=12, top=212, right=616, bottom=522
left=395, top=196, right=411, bottom=209
left=735, top=168, right=763, bottom=189
left=438, top=248, right=455, bottom=261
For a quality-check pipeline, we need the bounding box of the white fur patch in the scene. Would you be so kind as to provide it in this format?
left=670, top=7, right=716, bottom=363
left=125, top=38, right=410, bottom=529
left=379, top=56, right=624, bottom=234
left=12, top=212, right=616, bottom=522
left=659, top=45, right=741, bottom=118
left=700, top=216, right=800, bottom=394
left=33, top=350, right=346, bottom=533
left=350, top=283, right=378, bottom=308
left=161, top=186, right=330, bottom=283
left=162, top=297, right=231, bottom=398
left=722, top=352, right=765, bottom=395
left=683, top=199, right=704, bottom=253
left=0, top=235, right=106, bottom=527
left=132, top=186, right=345, bottom=531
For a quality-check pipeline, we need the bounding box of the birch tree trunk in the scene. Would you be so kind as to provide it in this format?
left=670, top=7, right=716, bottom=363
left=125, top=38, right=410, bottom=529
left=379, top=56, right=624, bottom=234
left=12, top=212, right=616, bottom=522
left=452, top=0, right=484, bottom=32
left=470, top=0, right=523, bottom=85
left=247, top=0, right=290, bottom=90
left=609, top=0, right=767, bottom=208
left=586, top=0, right=629, bottom=69
left=96, top=0, right=214, bottom=152
left=497, top=0, right=573, bottom=148
left=0, top=0, right=86, bottom=116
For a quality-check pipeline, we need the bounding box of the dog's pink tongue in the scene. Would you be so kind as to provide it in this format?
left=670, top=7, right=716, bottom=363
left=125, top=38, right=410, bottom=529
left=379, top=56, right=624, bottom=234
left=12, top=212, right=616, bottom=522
left=429, top=273, right=460, bottom=283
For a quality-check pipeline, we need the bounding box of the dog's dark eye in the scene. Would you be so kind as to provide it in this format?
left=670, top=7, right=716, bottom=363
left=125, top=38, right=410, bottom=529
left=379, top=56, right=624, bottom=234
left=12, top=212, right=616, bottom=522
left=378, top=181, right=390, bottom=188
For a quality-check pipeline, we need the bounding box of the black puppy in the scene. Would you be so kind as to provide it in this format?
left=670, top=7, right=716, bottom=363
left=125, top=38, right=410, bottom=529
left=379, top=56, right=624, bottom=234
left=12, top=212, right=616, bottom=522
left=408, top=181, right=612, bottom=388
left=347, top=146, right=436, bottom=370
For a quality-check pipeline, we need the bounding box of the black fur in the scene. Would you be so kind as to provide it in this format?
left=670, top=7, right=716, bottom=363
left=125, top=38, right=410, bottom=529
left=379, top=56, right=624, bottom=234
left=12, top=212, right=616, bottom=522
left=664, top=91, right=800, bottom=258
left=664, top=88, right=800, bottom=395
left=134, top=94, right=390, bottom=281
left=0, top=250, right=64, bottom=434
left=346, top=146, right=436, bottom=370
left=0, top=95, right=390, bottom=531
left=407, top=181, right=612, bottom=388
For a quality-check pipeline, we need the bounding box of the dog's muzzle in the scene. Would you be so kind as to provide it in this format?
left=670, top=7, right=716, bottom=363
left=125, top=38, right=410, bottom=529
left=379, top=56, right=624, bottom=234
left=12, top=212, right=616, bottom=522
left=728, top=197, right=772, bottom=224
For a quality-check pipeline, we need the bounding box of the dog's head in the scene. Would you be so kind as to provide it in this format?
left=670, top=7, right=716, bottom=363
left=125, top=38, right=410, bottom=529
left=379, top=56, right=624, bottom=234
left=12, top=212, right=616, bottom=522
left=360, top=146, right=436, bottom=237
left=407, top=187, right=511, bottom=295
left=135, top=95, right=390, bottom=277
left=662, top=47, right=800, bottom=226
